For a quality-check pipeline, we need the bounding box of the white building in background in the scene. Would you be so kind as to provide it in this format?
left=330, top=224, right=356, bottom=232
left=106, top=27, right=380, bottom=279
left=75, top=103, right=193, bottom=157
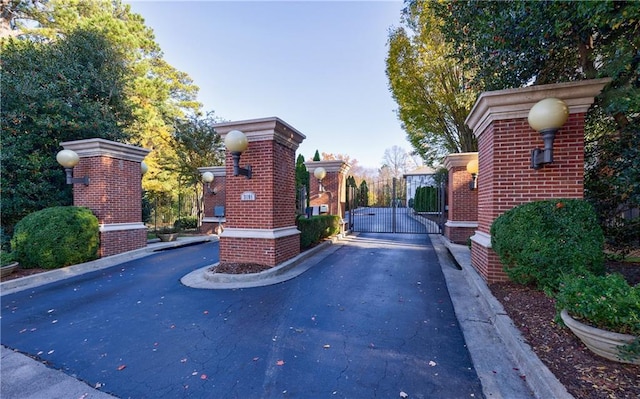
left=403, top=166, right=437, bottom=205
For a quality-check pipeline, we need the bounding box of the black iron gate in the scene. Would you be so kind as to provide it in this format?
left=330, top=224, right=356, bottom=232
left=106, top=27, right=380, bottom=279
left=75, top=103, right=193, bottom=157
left=346, top=177, right=445, bottom=234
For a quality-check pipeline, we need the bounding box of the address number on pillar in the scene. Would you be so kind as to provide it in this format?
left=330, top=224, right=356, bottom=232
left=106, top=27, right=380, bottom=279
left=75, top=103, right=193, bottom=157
left=241, top=191, right=256, bottom=201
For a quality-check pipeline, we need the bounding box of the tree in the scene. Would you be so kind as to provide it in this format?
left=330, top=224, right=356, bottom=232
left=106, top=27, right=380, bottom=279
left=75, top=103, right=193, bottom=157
left=295, top=154, right=310, bottom=213
left=382, top=145, right=410, bottom=179
left=1, top=29, right=134, bottom=235
left=312, top=150, right=321, bottom=162
left=358, top=180, right=369, bottom=207
left=433, top=0, right=639, bottom=255
left=3, top=0, right=202, bottom=196
left=386, top=1, right=477, bottom=167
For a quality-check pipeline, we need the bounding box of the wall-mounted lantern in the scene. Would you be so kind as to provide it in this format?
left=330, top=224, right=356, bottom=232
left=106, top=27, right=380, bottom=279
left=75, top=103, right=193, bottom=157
left=202, top=171, right=216, bottom=195
left=527, top=97, right=569, bottom=169
left=224, top=130, right=252, bottom=179
left=56, top=149, right=89, bottom=185
left=466, top=159, right=478, bottom=190
left=314, top=166, right=326, bottom=192
left=141, top=161, right=148, bottom=175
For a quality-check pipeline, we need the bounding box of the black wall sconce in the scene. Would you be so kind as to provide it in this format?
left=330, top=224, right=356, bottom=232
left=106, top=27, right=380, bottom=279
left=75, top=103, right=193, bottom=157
left=224, top=130, right=252, bottom=179
left=56, top=149, right=89, bottom=185
left=527, top=98, right=569, bottom=169
left=202, top=171, right=216, bottom=195
left=466, top=159, right=478, bottom=190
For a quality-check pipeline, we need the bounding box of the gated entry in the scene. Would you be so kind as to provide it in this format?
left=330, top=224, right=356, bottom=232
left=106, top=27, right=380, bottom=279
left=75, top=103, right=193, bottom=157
left=346, top=177, right=445, bottom=234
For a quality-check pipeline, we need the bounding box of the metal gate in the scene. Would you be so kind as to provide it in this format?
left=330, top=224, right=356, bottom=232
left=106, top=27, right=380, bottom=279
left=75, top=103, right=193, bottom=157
left=346, top=177, right=445, bottom=234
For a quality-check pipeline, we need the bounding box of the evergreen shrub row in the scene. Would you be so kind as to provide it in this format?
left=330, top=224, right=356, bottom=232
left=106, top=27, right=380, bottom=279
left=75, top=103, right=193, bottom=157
left=297, top=215, right=341, bottom=249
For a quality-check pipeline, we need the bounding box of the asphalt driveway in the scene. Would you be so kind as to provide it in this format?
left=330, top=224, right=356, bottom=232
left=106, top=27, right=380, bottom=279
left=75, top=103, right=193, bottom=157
left=1, top=234, right=484, bottom=398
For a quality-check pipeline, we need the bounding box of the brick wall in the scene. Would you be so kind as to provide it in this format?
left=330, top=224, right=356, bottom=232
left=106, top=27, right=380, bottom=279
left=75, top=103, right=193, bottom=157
left=220, top=234, right=300, bottom=266
left=100, top=229, right=146, bottom=257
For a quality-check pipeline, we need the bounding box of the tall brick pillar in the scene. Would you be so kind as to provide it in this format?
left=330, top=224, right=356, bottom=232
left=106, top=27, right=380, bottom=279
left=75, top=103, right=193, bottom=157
left=305, top=160, right=351, bottom=218
left=198, top=166, right=226, bottom=235
left=213, top=117, right=305, bottom=267
left=443, top=152, right=478, bottom=244
left=466, top=79, right=610, bottom=283
left=60, top=138, right=151, bottom=257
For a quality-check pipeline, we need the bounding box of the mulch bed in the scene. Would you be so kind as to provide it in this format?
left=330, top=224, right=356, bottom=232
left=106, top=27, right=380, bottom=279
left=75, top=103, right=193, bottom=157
left=489, top=261, right=640, bottom=399
left=210, top=262, right=272, bottom=274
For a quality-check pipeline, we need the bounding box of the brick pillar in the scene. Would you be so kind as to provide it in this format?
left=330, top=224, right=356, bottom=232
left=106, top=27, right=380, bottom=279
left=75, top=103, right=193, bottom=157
left=198, top=166, right=226, bottom=235
left=465, top=79, right=610, bottom=283
left=443, top=152, right=478, bottom=244
left=305, top=160, right=351, bottom=218
left=60, top=138, right=150, bottom=257
left=213, top=117, right=305, bottom=267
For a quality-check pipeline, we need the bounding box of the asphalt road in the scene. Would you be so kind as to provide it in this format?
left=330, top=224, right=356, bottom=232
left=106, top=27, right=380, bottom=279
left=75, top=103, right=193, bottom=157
left=1, top=234, right=484, bottom=398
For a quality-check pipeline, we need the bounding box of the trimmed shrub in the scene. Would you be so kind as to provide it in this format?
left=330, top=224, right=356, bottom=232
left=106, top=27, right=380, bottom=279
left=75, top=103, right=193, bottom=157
left=11, top=206, right=99, bottom=269
left=174, top=216, right=198, bottom=230
left=490, top=199, right=605, bottom=291
left=297, top=215, right=341, bottom=249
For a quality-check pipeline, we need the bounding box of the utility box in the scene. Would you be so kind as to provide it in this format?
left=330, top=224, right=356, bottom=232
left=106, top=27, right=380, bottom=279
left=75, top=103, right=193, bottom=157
left=319, top=204, right=329, bottom=214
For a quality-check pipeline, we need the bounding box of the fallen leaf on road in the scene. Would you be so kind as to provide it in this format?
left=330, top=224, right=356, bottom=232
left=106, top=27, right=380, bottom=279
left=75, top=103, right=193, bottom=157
left=180, top=358, right=187, bottom=363
left=276, top=360, right=285, bottom=366
left=253, top=357, right=260, bottom=361
left=117, top=364, right=126, bottom=371
left=323, top=344, right=331, bottom=349
left=428, top=360, right=436, bottom=367
left=400, top=391, right=409, bottom=398
left=200, top=374, right=207, bottom=380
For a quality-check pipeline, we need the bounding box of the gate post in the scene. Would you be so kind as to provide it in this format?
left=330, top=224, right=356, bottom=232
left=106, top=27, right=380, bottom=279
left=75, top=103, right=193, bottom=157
left=443, top=152, right=478, bottom=244
left=214, top=117, right=305, bottom=267
left=305, top=160, right=351, bottom=218
left=60, top=138, right=150, bottom=257
left=465, top=79, right=610, bottom=283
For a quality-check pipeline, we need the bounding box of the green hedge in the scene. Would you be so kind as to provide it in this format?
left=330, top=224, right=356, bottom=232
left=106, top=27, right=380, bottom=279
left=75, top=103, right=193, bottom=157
left=413, top=186, right=438, bottom=212
left=174, top=216, right=198, bottom=230
left=297, top=215, right=341, bottom=249
left=11, top=206, right=99, bottom=269
left=490, top=199, right=605, bottom=291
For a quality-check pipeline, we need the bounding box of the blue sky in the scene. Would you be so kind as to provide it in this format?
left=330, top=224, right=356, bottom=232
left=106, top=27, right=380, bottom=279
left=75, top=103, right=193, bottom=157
left=127, top=0, right=411, bottom=170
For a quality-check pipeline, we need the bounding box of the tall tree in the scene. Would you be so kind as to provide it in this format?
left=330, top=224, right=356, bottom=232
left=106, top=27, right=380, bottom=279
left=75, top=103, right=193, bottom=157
left=386, top=1, right=477, bottom=167
left=3, top=0, right=202, bottom=195
left=295, top=154, right=310, bottom=214
left=1, top=29, right=133, bottom=234
left=382, top=145, right=410, bottom=179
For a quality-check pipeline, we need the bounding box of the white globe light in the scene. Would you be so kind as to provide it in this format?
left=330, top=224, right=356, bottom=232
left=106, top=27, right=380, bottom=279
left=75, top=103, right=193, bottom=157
left=528, top=98, right=569, bottom=132
left=314, top=167, right=327, bottom=180
left=56, top=149, right=80, bottom=168
left=224, top=130, right=248, bottom=153
left=202, top=171, right=214, bottom=183
left=141, top=161, right=148, bottom=175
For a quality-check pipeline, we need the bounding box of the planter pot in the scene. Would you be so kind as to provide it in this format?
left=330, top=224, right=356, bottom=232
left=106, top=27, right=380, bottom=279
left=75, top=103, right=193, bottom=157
left=561, top=309, right=639, bottom=365
left=157, top=233, right=178, bottom=242
left=1, top=262, right=19, bottom=278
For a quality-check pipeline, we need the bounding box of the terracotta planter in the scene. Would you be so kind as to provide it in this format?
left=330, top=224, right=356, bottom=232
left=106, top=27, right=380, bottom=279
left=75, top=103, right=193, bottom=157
left=1, top=262, right=19, bottom=278
left=561, top=309, right=639, bottom=365
left=157, top=233, right=178, bottom=242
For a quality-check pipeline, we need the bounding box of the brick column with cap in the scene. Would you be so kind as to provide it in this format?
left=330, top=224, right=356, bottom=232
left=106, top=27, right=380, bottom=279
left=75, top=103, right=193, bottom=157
left=443, top=152, right=478, bottom=244
left=213, top=117, right=305, bottom=267
left=60, top=138, right=150, bottom=257
left=305, top=160, right=351, bottom=218
left=465, top=79, right=610, bottom=283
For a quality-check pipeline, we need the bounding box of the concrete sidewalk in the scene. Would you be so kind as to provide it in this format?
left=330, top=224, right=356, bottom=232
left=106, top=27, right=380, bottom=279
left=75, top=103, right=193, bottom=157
left=1, top=233, right=571, bottom=399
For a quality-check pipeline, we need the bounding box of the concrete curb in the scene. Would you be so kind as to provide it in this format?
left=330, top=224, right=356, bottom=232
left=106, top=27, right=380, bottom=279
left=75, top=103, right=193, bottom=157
left=0, top=236, right=216, bottom=296
left=181, top=234, right=349, bottom=289
left=438, top=236, right=573, bottom=399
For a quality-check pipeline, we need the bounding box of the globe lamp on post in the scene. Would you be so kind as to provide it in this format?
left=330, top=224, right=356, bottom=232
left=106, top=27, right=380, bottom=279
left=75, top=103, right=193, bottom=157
left=224, top=130, right=252, bottom=179
left=466, top=159, right=479, bottom=190
left=527, top=98, right=569, bottom=169
left=56, top=149, right=89, bottom=185
left=202, top=171, right=216, bottom=195
left=314, top=167, right=327, bottom=192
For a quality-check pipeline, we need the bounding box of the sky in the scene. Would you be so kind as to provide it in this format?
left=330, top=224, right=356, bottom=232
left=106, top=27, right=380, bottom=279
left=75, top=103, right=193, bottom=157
left=126, top=0, right=412, bottom=170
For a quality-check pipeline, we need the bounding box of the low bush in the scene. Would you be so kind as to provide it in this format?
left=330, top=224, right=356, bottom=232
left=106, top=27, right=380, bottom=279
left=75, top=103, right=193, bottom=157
left=556, top=273, right=640, bottom=361
left=174, top=216, right=198, bottom=230
left=491, top=199, right=605, bottom=291
left=297, top=215, right=341, bottom=249
left=11, top=206, right=99, bottom=269
left=1, top=251, right=15, bottom=266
